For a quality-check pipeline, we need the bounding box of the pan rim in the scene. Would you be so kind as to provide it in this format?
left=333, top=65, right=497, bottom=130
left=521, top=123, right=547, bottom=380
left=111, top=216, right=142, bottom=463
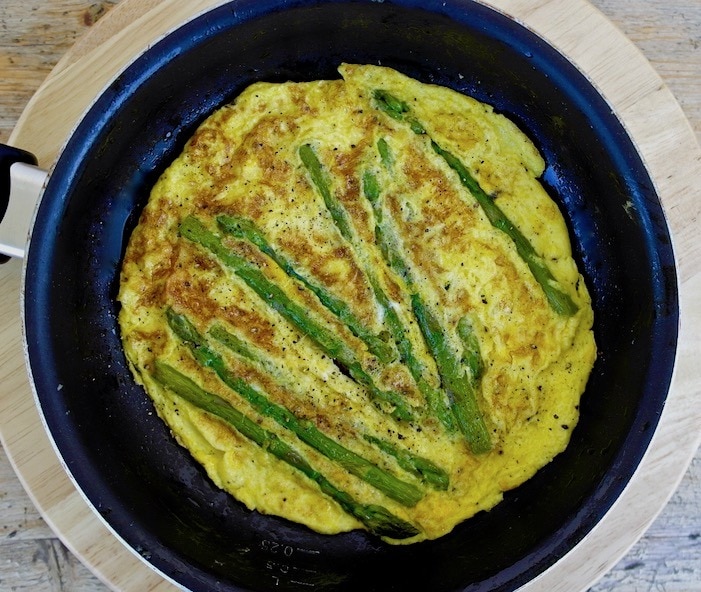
left=16, top=1, right=688, bottom=591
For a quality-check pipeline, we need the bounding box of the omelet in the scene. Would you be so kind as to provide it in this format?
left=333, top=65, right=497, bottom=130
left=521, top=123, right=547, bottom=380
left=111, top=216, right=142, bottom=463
left=117, top=64, right=596, bottom=544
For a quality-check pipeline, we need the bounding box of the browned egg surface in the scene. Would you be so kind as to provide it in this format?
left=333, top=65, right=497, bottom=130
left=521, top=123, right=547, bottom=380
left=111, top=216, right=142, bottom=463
left=118, top=64, right=596, bottom=544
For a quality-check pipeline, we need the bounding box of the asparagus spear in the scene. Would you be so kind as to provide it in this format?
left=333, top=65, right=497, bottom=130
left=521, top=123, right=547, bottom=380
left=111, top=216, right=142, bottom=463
left=209, top=321, right=448, bottom=492
left=300, top=146, right=447, bottom=419
left=300, top=145, right=460, bottom=431
left=363, top=433, right=449, bottom=491
left=216, top=214, right=395, bottom=364
left=299, top=144, right=406, bottom=288
left=457, top=315, right=484, bottom=384
left=412, top=295, right=492, bottom=454
left=431, top=142, right=578, bottom=316
left=299, top=144, right=401, bottom=303
left=372, top=89, right=579, bottom=317
left=372, top=90, right=426, bottom=135
left=209, top=323, right=260, bottom=363
left=363, top=143, right=490, bottom=453
left=362, top=169, right=456, bottom=432
left=299, top=143, right=354, bottom=242
left=377, top=137, right=393, bottom=168
left=179, top=215, right=415, bottom=422
left=152, top=360, right=420, bottom=539
left=166, top=308, right=424, bottom=507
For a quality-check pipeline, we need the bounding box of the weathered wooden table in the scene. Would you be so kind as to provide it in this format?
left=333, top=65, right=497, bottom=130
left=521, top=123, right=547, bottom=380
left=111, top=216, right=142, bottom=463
left=1, top=1, right=699, bottom=590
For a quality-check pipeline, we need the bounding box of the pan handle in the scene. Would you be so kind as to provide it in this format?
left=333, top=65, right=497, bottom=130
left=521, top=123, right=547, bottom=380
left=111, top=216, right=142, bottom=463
left=0, top=144, right=48, bottom=262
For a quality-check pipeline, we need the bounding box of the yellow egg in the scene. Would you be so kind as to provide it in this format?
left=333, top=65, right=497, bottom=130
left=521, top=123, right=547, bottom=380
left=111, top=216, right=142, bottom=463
left=117, top=64, right=596, bottom=544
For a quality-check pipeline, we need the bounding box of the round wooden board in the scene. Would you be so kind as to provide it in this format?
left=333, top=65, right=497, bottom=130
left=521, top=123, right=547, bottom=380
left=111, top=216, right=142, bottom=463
left=1, top=1, right=699, bottom=591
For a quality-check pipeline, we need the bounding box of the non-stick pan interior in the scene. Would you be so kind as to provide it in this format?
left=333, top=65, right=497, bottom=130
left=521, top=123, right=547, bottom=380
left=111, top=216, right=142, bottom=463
left=23, top=1, right=678, bottom=590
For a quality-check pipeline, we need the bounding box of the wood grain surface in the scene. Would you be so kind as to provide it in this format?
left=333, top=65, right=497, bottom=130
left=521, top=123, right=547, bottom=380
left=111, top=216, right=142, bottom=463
left=0, top=1, right=699, bottom=591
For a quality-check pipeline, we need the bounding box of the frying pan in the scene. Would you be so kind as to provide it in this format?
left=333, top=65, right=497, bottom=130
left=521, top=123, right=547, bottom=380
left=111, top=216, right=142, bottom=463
left=0, top=0, right=683, bottom=590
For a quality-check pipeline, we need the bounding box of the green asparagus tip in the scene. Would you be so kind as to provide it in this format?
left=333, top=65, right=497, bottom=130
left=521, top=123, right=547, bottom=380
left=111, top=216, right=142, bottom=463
left=362, top=170, right=380, bottom=202
left=364, top=434, right=449, bottom=491
left=377, top=137, right=393, bottom=169
left=358, top=504, right=420, bottom=539
left=299, top=143, right=355, bottom=242
left=372, top=89, right=425, bottom=134
left=372, top=89, right=410, bottom=121
left=457, top=316, right=484, bottom=383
